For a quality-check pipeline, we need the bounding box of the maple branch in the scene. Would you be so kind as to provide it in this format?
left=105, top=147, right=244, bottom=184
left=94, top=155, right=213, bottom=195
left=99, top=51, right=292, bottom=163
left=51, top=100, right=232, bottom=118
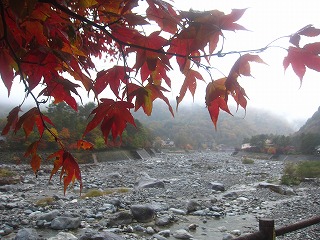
left=0, top=2, right=64, bottom=150
left=38, top=0, right=290, bottom=65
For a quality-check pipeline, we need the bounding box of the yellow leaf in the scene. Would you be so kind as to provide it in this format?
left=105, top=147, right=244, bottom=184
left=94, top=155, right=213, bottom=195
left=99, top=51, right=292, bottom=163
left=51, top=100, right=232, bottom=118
left=79, top=0, right=98, bottom=8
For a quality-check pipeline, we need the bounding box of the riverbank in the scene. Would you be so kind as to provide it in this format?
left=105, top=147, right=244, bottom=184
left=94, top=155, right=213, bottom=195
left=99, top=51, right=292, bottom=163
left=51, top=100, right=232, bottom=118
left=0, top=151, right=319, bottom=239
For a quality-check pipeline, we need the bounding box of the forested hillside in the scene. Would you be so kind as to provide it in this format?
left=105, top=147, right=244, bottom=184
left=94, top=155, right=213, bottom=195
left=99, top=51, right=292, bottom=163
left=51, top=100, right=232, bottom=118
left=296, top=107, right=320, bottom=135
left=134, top=101, right=294, bottom=148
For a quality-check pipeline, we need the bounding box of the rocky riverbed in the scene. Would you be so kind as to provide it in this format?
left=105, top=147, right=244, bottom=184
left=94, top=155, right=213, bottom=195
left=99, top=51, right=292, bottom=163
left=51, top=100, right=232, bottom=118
left=0, top=151, right=319, bottom=240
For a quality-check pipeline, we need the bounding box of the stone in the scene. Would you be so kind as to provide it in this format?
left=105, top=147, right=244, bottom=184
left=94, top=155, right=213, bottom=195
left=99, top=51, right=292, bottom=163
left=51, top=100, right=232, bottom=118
left=223, top=191, right=239, bottom=200
left=158, top=229, right=171, bottom=237
left=0, top=176, right=21, bottom=185
left=38, top=209, right=60, bottom=221
left=15, top=228, right=38, bottom=240
left=135, top=174, right=165, bottom=189
left=172, top=229, right=193, bottom=239
left=222, top=233, right=234, bottom=240
left=186, top=200, right=201, bottom=213
left=218, top=226, right=227, bottom=232
left=130, top=204, right=155, bottom=223
left=155, top=215, right=173, bottom=226
left=231, top=229, right=241, bottom=236
left=78, top=231, right=125, bottom=240
left=152, top=233, right=168, bottom=240
left=108, top=211, right=133, bottom=226
left=146, top=226, right=155, bottom=234
left=169, top=208, right=187, bottom=215
left=257, top=182, right=295, bottom=195
left=48, top=232, right=77, bottom=240
left=188, top=223, right=198, bottom=231
left=208, top=182, right=225, bottom=191
left=50, top=216, right=81, bottom=230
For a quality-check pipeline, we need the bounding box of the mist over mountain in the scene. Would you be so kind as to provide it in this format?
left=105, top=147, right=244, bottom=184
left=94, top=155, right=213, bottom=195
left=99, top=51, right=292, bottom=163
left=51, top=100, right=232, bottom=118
left=0, top=101, right=312, bottom=148
left=133, top=101, right=295, bottom=147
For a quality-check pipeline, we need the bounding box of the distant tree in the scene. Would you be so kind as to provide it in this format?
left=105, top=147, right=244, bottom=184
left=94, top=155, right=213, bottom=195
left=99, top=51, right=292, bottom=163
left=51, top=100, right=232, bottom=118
left=249, top=134, right=268, bottom=152
left=299, top=133, right=320, bottom=154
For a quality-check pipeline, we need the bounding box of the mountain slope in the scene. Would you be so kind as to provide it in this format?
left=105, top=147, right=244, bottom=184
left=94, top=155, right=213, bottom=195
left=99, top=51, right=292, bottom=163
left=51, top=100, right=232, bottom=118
left=296, top=106, right=320, bottom=135
left=133, top=101, right=294, bottom=147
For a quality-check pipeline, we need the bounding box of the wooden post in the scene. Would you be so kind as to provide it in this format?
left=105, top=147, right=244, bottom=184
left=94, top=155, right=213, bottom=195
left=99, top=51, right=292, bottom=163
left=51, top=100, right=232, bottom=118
left=259, top=219, right=275, bottom=240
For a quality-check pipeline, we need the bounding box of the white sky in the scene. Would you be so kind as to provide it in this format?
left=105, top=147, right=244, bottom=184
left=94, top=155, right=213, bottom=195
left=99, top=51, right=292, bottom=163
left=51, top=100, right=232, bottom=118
left=1, top=0, right=320, bottom=125
left=171, top=0, right=320, bottom=123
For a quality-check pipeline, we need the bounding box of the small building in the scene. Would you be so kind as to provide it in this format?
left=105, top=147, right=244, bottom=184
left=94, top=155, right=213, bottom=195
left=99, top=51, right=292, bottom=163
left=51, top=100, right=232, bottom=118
left=163, top=138, right=175, bottom=148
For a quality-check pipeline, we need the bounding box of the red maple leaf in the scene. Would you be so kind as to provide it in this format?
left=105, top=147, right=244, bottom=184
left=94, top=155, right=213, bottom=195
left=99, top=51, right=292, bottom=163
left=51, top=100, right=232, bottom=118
left=48, top=150, right=82, bottom=195
left=1, top=106, right=21, bottom=136
left=289, top=25, right=320, bottom=47
left=208, top=97, right=232, bottom=130
left=146, top=0, right=180, bottom=34
left=14, top=107, right=54, bottom=138
left=39, top=77, right=81, bottom=111
left=177, top=69, right=204, bottom=107
left=225, top=54, right=265, bottom=109
left=284, top=44, right=320, bottom=82
left=24, top=141, right=42, bottom=175
left=83, top=99, right=136, bottom=143
left=93, top=66, right=131, bottom=97
left=0, top=50, right=16, bottom=96
left=77, top=139, right=94, bottom=150
left=205, top=78, right=232, bottom=128
left=126, top=83, right=174, bottom=116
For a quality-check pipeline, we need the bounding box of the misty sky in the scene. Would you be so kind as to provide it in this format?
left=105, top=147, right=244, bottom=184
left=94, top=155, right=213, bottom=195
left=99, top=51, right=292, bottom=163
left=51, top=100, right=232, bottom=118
left=1, top=0, right=320, bottom=124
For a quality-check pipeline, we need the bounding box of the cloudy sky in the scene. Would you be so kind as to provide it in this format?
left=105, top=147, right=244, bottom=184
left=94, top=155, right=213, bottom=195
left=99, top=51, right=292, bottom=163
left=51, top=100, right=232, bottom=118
left=1, top=0, right=320, bottom=124
left=171, top=0, right=320, bottom=123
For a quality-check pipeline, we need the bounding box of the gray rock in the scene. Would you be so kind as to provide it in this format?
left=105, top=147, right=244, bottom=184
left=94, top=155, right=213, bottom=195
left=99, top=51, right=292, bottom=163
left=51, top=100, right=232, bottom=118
left=15, top=228, right=38, bottom=240
left=158, top=229, right=171, bottom=237
left=50, top=216, right=81, bottom=230
left=155, top=215, right=173, bottom=226
left=108, top=211, right=133, bottom=226
left=38, top=209, right=60, bottom=221
left=48, top=232, right=77, bottom=240
left=107, top=172, right=122, bottom=179
left=186, top=200, right=201, bottom=213
left=78, top=231, right=125, bottom=240
left=172, top=229, right=193, bottom=239
left=257, top=182, right=295, bottom=195
left=130, top=204, right=155, bottom=223
left=2, top=224, right=13, bottom=235
left=146, top=226, right=155, bottom=234
left=208, top=182, right=225, bottom=191
left=135, top=175, right=165, bottom=189
left=218, top=226, right=227, bottom=232
left=169, top=208, right=187, bottom=215
left=152, top=233, right=168, bottom=240
left=230, top=229, right=241, bottom=236
left=222, top=233, right=234, bottom=240
left=223, top=191, right=239, bottom=200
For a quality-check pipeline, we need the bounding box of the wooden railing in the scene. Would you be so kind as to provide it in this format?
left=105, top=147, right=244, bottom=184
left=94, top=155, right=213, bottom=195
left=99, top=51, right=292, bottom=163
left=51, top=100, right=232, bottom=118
left=233, top=215, right=320, bottom=240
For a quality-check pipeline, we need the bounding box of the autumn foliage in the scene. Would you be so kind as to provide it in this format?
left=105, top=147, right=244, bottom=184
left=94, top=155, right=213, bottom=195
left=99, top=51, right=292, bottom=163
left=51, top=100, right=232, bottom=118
left=0, top=0, right=319, bottom=194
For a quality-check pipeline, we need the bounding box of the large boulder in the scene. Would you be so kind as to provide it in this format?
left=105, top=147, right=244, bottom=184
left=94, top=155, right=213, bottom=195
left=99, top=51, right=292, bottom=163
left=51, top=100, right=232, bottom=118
left=135, top=173, right=165, bottom=189
left=15, top=228, right=38, bottom=240
left=208, top=182, right=225, bottom=191
left=108, top=211, right=133, bottom=226
left=130, top=204, right=155, bottom=223
left=50, top=216, right=81, bottom=230
left=37, top=209, right=60, bottom=222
